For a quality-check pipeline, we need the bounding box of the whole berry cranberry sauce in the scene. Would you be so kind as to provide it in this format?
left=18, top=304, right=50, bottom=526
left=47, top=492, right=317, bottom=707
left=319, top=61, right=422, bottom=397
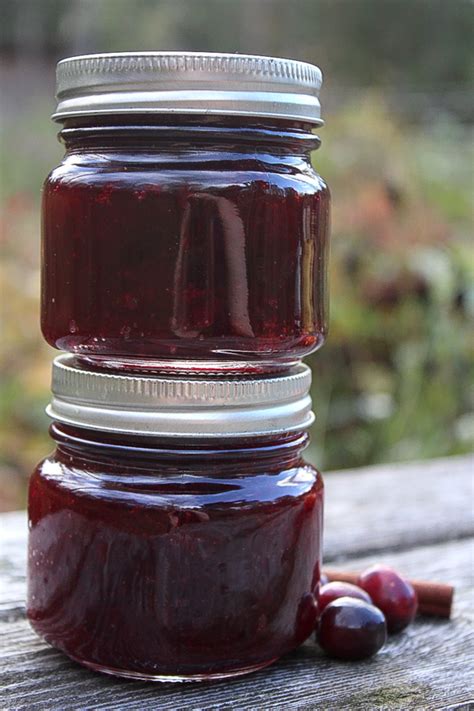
left=41, top=116, right=330, bottom=373
left=27, top=424, right=323, bottom=680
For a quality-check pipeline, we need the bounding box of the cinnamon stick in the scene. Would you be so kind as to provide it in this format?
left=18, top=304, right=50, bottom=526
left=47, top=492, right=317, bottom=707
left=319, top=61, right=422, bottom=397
left=323, top=568, right=454, bottom=619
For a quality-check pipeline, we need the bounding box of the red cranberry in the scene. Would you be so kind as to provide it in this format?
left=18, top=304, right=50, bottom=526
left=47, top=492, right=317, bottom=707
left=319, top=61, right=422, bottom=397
left=358, top=565, right=418, bottom=633
left=317, top=597, right=387, bottom=660
left=319, top=581, right=372, bottom=614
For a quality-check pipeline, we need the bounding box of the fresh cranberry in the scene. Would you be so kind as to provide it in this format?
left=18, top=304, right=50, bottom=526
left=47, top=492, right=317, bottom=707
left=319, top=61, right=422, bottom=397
left=358, top=565, right=418, bottom=633
left=319, top=581, right=372, bottom=614
left=317, top=597, right=387, bottom=660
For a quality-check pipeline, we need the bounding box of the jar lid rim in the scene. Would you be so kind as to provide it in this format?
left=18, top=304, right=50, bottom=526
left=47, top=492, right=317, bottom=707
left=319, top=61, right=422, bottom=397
left=47, top=355, right=315, bottom=438
left=53, top=51, right=324, bottom=125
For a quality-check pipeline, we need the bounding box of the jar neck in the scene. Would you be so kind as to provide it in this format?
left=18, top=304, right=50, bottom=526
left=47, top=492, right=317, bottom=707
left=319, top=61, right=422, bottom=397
left=51, top=422, right=309, bottom=471
left=58, top=115, right=321, bottom=157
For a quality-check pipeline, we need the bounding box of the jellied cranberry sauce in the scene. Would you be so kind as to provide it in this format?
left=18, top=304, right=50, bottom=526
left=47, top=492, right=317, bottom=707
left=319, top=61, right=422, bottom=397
left=41, top=117, right=330, bottom=373
left=27, top=426, right=323, bottom=679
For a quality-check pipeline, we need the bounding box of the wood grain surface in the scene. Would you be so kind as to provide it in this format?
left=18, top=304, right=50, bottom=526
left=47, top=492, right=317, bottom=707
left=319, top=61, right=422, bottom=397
left=1, top=455, right=473, bottom=710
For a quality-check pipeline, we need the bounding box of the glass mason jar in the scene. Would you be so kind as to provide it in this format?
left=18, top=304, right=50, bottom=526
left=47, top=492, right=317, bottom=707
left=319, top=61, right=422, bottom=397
left=41, top=52, right=330, bottom=374
left=27, top=356, right=323, bottom=681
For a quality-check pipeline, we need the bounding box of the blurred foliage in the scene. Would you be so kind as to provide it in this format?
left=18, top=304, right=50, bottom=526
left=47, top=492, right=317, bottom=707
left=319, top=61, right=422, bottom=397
left=307, top=98, right=474, bottom=470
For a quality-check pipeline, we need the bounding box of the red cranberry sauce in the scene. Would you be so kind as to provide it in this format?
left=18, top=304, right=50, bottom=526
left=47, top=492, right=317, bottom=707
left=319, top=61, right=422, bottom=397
left=27, top=425, right=323, bottom=679
left=41, top=116, right=330, bottom=373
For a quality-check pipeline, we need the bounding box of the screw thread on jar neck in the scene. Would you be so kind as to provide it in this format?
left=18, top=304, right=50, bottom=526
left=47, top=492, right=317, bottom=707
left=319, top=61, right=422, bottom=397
left=51, top=422, right=310, bottom=469
left=59, top=116, right=321, bottom=156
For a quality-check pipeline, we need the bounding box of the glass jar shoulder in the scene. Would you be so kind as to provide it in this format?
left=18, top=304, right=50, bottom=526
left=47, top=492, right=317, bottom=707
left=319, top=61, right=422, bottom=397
left=29, top=449, right=322, bottom=521
left=44, top=147, right=328, bottom=197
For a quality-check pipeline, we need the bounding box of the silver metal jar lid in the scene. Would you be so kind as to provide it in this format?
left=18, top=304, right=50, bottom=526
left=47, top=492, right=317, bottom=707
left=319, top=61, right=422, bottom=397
left=53, top=51, right=323, bottom=124
left=47, top=355, right=314, bottom=438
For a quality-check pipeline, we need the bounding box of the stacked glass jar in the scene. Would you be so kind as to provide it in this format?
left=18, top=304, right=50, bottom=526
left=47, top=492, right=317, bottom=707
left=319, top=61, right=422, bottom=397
left=28, top=52, right=330, bottom=681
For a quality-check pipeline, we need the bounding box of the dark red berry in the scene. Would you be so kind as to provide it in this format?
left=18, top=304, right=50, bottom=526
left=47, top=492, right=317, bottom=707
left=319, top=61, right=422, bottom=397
left=358, top=565, right=418, bottom=633
left=317, top=597, right=387, bottom=660
left=319, top=581, right=372, bottom=614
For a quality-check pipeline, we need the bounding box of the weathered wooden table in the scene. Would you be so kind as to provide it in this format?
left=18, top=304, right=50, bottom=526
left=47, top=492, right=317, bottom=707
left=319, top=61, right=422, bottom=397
left=1, top=456, right=473, bottom=710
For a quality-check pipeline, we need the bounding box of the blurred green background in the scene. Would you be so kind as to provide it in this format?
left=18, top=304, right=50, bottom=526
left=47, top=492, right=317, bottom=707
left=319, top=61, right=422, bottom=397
left=1, top=0, right=473, bottom=510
